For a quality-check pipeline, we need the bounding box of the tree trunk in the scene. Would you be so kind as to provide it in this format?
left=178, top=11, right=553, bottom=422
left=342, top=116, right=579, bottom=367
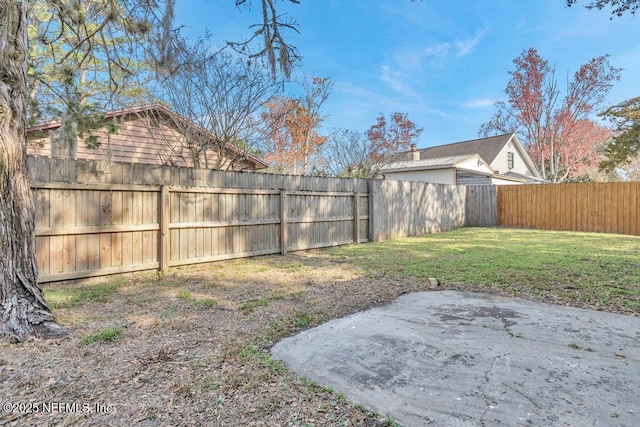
left=0, top=1, right=68, bottom=342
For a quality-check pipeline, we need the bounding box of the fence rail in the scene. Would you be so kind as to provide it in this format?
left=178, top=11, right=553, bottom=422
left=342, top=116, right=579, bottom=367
left=497, top=182, right=640, bottom=236
left=27, top=156, right=485, bottom=284
left=32, top=182, right=370, bottom=283
left=31, top=156, right=640, bottom=284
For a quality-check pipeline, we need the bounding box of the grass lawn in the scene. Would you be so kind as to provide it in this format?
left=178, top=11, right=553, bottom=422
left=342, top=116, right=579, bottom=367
left=1, top=227, right=638, bottom=426
left=333, top=227, right=640, bottom=314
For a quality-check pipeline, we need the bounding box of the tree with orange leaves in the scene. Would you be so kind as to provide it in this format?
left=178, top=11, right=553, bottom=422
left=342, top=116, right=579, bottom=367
left=323, top=113, right=423, bottom=178
left=528, top=119, right=613, bottom=181
left=481, top=48, right=620, bottom=182
left=366, top=112, right=424, bottom=165
left=261, top=77, right=332, bottom=174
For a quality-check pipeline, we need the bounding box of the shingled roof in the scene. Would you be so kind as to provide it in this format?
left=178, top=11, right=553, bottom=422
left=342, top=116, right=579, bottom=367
left=396, top=133, right=515, bottom=164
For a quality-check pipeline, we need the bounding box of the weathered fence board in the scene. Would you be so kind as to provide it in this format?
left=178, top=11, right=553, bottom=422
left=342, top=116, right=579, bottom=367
left=368, top=180, right=467, bottom=242
left=465, top=185, right=498, bottom=227
left=27, top=156, right=478, bottom=283
left=31, top=183, right=159, bottom=282
left=166, top=188, right=284, bottom=267
left=497, top=182, right=640, bottom=236
left=31, top=182, right=374, bottom=283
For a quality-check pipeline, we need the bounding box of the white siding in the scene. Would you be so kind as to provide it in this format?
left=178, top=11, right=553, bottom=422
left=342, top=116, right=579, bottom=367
left=383, top=168, right=456, bottom=184
left=492, top=141, right=533, bottom=176
left=457, top=157, right=494, bottom=174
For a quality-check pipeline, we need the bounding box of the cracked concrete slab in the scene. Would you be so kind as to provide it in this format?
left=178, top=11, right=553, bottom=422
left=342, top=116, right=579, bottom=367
left=271, top=291, right=640, bottom=426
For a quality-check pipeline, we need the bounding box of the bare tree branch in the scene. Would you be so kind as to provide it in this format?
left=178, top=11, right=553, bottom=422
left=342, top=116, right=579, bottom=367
left=228, top=0, right=301, bottom=77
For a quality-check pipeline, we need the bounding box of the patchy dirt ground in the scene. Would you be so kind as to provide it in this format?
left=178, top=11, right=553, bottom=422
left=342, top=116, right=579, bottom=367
left=1, top=251, right=434, bottom=426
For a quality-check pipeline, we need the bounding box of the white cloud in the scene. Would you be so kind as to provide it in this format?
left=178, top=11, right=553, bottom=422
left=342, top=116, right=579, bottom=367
left=425, top=107, right=456, bottom=119
left=423, top=42, right=451, bottom=69
left=424, top=42, right=451, bottom=56
left=421, top=28, right=488, bottom=66
left=379, top=65, right=416, bottom=96
left=454, top=28, right=488, bottom=57
left=337, top=82, right=405, bottom=112
left=459, top=98, right=496, bottom=108
left=338, top=82, right=428, bottom=112
left=393, top=47, right=426, bottom=70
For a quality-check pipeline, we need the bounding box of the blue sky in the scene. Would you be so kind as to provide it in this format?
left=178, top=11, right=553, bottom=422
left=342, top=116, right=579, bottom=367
left=174, top=1, right=639, bottom=149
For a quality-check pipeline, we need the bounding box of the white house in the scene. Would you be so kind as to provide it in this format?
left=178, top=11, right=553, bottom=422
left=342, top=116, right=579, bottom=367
left=382, top=133, right=545, bottom=185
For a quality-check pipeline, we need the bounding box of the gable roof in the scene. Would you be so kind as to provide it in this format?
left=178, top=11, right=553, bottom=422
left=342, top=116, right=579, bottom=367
left=396, top=132, right=542, bottom=179
left=27, top=103, right=269, bottom=169
left=396, top=133, right=514, bottom=164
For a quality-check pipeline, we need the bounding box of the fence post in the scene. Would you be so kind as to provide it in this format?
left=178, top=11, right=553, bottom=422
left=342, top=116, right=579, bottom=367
left=280, top=190, right=288, bottom=255
left=159, top=185, right=170, bottom=272
left=353, top=192, right=360, bottom=244
left=367, top=179, right=379, bottom=242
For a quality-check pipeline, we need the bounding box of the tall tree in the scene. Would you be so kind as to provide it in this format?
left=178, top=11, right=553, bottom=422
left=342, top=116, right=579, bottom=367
left=366, top=112, right=423, bottom=164
left=1, top=0, right=301, bottom=343
left=1, top=1, right=64, bottom=342
left=1, top=0, right=177, bottom=343
left=27, top=0, right=162, bottom=158
left=621, top=152, right=640, bottom=180
left=160, top=38, right=283, bottom=169
left=566, top=0, right=639, bottom=17
left=261, top=76, right=332, bottom=174
left=323, top=129, right=373, bottom=177
left=231, top=0, right=301, bottom=78
left=480, top=48, right=621, bottom=183
left=27, top=1, right=156, bottom=112
left=599, top=97, right=640, bottom=173
left=323, top=113, right=423, bottom=178
left=528, top=119, right=613, bottom=181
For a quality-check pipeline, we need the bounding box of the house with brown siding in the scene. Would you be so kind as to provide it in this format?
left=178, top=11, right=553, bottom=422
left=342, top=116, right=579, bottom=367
left=27, top=104, right=268, bottom=172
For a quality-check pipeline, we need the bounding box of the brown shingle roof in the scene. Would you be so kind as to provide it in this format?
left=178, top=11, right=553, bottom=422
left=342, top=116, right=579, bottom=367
left=397, top=133, right=515, bottom=164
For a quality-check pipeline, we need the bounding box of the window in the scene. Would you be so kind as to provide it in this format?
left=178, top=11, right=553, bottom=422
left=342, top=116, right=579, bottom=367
left=507, top=152, right=514, bottom=170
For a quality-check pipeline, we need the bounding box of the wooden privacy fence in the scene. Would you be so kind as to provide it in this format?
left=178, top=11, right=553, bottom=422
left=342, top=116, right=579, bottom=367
left=32, top=182, right=369, bottom=283
left=498, top=182, right=640, bottom=236
left=465, top=185, right=497, bottom=227
left=28, top=156, right=479, bottom=284
left=371, top=180, right=468, bottom=240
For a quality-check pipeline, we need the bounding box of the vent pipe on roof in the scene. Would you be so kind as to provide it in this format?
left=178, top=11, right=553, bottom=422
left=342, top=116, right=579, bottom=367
left=410, top=144, right=419, bottom=161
